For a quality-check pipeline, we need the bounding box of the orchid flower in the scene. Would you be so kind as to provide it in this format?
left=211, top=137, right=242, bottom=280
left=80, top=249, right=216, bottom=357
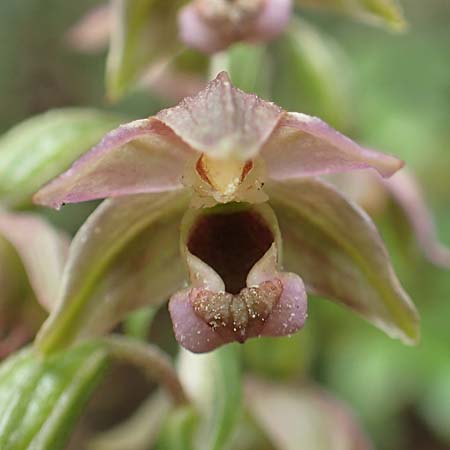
left=0, top=210, right=69, bottom=358
left=34, top=72, right=419, bottom=353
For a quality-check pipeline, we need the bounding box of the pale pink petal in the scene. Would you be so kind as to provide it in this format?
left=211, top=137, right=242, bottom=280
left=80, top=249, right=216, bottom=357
left=259, top=273, right=307, bottom=337
left=33, top=118, right=194, bottom=209
left=178, top=4, right=230, bottom=53
left=169, top=289, right=230, bottom=353
left=325, top=171, right=388, bottom=214
left=65, top=4, right=111, bottom=53
left=246, top=244, right=307, bottom=337
left=0, top=211, right=69, bottom=311
left=246, top=378, right=374, bottom=450
left=262, top=112, right=404, bottom=180
left=382, top=170, right=450, bottom=268
left=157, top=72, right=284, bottom=160
left=248, top=0, right=292, bottom=42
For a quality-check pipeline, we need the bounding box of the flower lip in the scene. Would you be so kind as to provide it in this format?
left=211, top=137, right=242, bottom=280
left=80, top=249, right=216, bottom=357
left=168, top=240, right=308, bottom=353
left=186, top=203, right=275, bottom=294
left=169, top=202, right=307, bottom=353
left=190, top=278, right=283, bottom=343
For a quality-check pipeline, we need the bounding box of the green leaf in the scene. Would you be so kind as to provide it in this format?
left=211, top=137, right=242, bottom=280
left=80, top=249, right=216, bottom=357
left=296, top=0, right=407, bottom=31
left=269, top=177, right=420, bottom=344
left=36, top=191, right=189, bottom=355
left=358, top=0, right=407, bottom=30
left=0, top=341, right=110, bottom=450
left=271, top=19, right=354, bottom=131
left=123, top=306, right=157, bottom=340
left=179, top=345, right=242, bottom=450
left=0, top=234, right=30, bottom=314
left=106, top=0, right=187, bottom=101
left=155, top=406, right=198, bottom=450
left=243, top=330, right=315, bottom=380
left=0, top=109, right=122, bottom=208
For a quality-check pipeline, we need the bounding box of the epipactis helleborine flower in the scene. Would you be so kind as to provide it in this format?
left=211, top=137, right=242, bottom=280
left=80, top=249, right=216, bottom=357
left=179, top=0, right=293, bottom=53
left=34, top=72, right=418, bottom=353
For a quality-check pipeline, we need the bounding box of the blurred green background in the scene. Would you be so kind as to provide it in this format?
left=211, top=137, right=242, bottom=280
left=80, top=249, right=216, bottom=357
left=0, top=1, right=449, bottom=449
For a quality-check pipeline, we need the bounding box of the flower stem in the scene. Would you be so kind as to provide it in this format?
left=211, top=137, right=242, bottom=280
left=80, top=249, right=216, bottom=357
left=101, top=335, right=189, bottom=406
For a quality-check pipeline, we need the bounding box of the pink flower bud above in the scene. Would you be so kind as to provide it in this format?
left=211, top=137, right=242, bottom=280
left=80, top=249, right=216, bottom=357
left=178, top=0, right=293, bottom=53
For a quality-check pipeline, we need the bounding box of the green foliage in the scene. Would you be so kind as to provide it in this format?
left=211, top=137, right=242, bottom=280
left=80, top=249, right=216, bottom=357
left=0, top=109, right=122, bottom=207
left=155, top=406, right=198, bottom=450
left=271, top=19, right=353, bottom=130
left=123, top=307, right=157, bottom=340
left=213, top=44, right=272, bottom=99
left=243, top=331, right=315, bottom=380
left=179, top=345, right=243, bottom=450
left=0, top=341, right=110, bottom=450
left=0, top=235, right=31, bottom=311
left=296, top=0, right=406, bottom=31
left=209, top=346, right=243, bottom=450
left=106, top=0, right=187, bottom=100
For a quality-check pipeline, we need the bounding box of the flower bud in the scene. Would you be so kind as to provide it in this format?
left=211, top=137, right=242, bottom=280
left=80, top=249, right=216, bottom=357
left=178, top=0, right=293, bottom=53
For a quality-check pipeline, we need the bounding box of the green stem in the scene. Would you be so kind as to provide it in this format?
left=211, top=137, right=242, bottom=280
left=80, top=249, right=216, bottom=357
left=102, top=335, right=189, bottom=406
left=209, top=52, right=231, bottom=79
